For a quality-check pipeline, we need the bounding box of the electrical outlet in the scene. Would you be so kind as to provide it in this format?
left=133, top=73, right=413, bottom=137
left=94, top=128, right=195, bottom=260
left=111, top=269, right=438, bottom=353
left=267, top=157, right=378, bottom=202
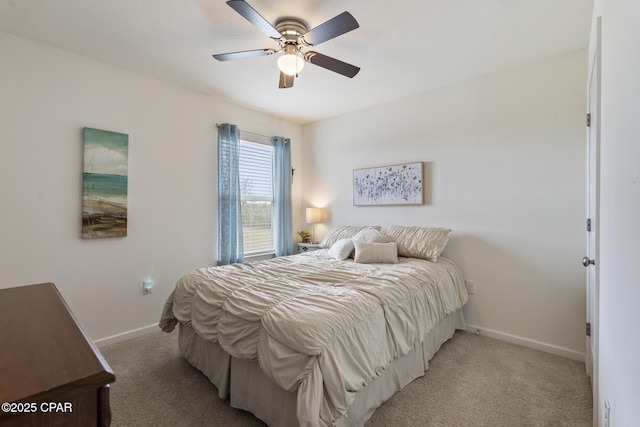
left=604, top=399, right=610, bottom=427
left=465, top=280, right=476, bottom=295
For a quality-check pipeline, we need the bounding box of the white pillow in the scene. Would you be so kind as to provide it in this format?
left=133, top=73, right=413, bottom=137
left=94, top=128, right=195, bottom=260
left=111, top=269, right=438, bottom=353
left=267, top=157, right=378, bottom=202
left=353, top=242, right=398, bottom=264
left=384, top=225, right=451, bottom=261
left=352, top=228, right=390, bottom=244
left=328, top=239, right=355, bottom=260
left=319, top=225, right=381, bottom=249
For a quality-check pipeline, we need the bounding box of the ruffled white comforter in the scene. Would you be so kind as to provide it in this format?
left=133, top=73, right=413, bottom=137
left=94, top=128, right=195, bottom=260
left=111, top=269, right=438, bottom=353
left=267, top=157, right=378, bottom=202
left=160, top=251, right=467, bottom=426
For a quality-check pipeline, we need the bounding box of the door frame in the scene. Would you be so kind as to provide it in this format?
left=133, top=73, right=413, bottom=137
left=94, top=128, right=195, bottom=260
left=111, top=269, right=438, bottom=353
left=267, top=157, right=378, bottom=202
left=586, top=16, right=601, bottom=427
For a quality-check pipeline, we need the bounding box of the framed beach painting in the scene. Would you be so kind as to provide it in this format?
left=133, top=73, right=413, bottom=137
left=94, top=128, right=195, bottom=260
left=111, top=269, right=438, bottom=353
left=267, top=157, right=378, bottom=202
left=353, top=162, right=423, bottom=206
left=82, top=127, right=128, bottom=239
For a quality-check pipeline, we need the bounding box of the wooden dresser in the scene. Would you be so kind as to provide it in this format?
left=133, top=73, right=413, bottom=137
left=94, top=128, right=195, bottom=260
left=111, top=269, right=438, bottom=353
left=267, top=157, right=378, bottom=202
left=0, top=283, right=115, bottom=426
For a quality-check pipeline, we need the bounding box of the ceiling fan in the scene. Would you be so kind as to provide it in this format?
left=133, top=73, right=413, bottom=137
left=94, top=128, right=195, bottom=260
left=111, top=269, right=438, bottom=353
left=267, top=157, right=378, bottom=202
left=213, top=0, right=360, bottom=88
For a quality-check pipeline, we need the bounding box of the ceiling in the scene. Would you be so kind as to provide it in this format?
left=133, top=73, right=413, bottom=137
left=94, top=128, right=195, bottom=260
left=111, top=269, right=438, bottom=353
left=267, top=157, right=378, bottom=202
left=0, top=0, right=593, bottom=124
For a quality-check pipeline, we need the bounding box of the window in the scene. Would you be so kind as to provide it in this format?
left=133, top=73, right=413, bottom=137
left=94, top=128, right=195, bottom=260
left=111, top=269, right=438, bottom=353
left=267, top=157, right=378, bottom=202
left=238, top=137, right=274, bottom=257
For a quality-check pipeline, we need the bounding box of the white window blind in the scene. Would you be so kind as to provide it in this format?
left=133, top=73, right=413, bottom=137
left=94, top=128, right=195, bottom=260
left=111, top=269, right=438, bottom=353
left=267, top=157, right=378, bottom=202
left=238, top=138, right=274, bottom=256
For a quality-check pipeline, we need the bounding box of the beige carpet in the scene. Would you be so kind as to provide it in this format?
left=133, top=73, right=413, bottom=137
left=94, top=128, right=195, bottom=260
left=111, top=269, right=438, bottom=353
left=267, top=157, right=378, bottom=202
left=100, top=329, right=592, bottom=426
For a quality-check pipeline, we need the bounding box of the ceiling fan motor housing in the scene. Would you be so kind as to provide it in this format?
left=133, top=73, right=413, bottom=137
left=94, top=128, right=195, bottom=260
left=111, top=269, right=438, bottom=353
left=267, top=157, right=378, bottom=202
left=275, top=18, right=309, bottom=45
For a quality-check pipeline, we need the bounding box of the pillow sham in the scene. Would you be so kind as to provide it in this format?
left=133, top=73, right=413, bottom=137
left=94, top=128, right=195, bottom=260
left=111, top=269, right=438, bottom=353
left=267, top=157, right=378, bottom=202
left=353, top=241, right=398, bottom=264
left=384, top=225, right=451, bottom=261
left=351, top=228, right=390, bottom=244
left=319, top=225, right=381, bottom=249
left=327, top=239, right=355, bottom=260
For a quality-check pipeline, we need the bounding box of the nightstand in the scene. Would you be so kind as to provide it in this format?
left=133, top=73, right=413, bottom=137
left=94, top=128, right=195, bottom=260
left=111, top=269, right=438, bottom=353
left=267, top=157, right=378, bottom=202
left=298, top=243, right=320, bottom=253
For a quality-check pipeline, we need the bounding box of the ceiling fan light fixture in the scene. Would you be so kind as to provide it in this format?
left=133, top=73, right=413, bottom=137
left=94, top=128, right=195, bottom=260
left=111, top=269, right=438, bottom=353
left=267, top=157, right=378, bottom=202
left=277, top=45, right=304, bottom=76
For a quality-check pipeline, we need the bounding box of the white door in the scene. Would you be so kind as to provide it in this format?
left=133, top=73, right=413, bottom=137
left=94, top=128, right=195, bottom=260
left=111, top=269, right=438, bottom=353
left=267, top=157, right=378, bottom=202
left=585, top=16, right=601, bottom=423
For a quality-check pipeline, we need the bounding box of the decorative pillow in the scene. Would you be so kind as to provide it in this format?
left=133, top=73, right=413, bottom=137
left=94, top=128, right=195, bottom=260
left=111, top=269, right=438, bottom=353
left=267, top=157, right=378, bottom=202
left=353, top=242, right=398, bottom=264
left=384, top=225, right=451, bottom=261
left=319, top=225, right=381, bottom=249
left=351, top=228, right=390, bottom=244
left=328, top=239, right=355, bottom=260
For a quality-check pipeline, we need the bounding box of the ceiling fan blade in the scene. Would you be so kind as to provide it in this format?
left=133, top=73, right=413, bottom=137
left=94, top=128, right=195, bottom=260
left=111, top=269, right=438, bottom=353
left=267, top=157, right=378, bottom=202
left=304, top=51, right=360, bottom=78
left=226, top=0, right=282, bottom=40
left=279, top=72, right=294, bottom=89
left=300, top=11, right=359, bottom=47
left=213, top=48, right=275, bottom=61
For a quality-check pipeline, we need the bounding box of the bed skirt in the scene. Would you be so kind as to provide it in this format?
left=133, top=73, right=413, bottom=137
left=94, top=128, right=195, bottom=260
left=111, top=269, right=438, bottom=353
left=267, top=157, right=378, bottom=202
left=177, top=309, right=465, bottom=426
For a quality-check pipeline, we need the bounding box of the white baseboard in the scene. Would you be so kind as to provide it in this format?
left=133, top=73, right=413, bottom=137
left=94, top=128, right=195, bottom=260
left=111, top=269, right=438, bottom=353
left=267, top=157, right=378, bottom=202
left=94, top=323, right=159, bottom=348
left=465, top=323, right=585, bottom=362
left=93, top=322, right=585, bottom=362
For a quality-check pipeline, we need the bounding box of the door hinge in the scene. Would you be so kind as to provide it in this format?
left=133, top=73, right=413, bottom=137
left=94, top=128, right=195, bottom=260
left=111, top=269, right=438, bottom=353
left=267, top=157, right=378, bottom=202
left=587, top=218, right=592, bottom=232
left=586, top=113, right=591, bottom=127
left=586, top=322, right=591, bottom=337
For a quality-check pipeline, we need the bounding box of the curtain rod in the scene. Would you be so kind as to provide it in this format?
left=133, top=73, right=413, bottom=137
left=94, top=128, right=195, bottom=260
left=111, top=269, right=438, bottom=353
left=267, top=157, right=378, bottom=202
left=241, top=129, right=272, bottom=139
left=216, top=124, right=289, bottom=143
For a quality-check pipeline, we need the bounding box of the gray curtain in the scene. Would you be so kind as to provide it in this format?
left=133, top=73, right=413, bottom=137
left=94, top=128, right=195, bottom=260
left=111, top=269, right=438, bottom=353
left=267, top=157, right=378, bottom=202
left=273, top=136, right=293, bottom=256
left=217, top=123, right=244, bottom=265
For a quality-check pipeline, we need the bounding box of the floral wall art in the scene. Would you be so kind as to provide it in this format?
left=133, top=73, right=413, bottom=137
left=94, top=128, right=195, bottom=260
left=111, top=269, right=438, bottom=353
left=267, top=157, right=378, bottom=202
left=82, top=127, right=129, bottom=238
left=353, top=162, right=423, bottom=206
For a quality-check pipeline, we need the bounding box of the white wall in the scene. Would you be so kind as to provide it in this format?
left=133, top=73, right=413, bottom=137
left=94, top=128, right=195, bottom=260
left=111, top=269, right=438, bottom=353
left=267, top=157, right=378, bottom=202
left=0, top=32, right=302, bottom=342
left=590, top=1, right=640, bottom=425
left=302, top=51, right=587, bottom=358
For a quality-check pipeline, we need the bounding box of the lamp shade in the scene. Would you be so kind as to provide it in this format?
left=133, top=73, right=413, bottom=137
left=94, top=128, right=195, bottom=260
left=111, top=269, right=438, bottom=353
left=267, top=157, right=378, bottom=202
left=305, top=207, right=324, bottom=224
left=277, top=45, right=304, bottom=76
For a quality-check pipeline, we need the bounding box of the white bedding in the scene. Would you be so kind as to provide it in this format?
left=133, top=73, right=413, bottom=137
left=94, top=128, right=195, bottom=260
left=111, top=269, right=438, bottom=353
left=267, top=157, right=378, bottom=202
left=160, top=250, right=468, bottom=426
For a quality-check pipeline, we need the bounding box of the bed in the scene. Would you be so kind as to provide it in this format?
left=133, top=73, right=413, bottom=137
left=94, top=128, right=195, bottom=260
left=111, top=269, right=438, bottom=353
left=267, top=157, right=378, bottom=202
left=159, top=225, right=468, bottom=426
